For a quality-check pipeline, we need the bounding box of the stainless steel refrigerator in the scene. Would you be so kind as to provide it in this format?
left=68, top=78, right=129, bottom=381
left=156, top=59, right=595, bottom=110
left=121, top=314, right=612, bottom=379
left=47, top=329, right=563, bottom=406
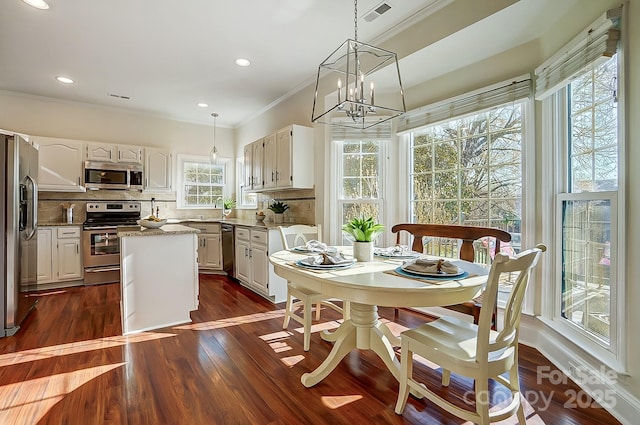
left=2, top=132, right=39, bottom=337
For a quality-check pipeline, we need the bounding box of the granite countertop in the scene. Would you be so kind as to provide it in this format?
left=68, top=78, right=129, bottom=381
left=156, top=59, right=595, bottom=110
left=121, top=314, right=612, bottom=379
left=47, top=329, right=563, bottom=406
left=39, top=222, right=83, bottom=227
left=168, top=218, right=282, bottom=229
left=117, top=224, right=200, bottom=237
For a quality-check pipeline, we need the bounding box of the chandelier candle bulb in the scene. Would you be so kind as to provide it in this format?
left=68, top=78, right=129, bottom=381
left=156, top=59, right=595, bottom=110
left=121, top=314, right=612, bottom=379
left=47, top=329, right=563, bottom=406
left=370, top=82, right=374, bottom=105
left=337, top=79, right=342, bottom=103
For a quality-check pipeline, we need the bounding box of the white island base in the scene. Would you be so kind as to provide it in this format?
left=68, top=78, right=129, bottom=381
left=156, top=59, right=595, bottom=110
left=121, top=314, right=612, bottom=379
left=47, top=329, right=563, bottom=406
left=119, top=225, right=199, bottom=335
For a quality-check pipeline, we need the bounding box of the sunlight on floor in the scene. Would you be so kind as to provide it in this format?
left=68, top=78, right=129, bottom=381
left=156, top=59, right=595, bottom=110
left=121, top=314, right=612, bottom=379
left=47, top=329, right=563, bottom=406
left=281, top=355, right=306, bottom=367
left=0, top=332, right=176, bottom=367
left=0, top=363, right=124, bottom=424
left=321, top=394, right=363, bottom=409
left=174, top=309, right=286, bottom=331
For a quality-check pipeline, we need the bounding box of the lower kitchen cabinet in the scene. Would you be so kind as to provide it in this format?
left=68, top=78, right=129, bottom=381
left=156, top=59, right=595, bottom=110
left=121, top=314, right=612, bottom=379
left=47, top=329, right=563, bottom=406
left=186, top=223, right=222, bottom=272
left=37, top=226, right=83, bottom=286
left=234, top=226, right=286, bottom=303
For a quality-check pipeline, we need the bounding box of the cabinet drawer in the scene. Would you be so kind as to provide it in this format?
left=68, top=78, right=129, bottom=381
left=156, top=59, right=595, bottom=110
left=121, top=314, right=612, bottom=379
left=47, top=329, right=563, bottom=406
left=187, top=223, right=220, bottom=233
left=250, top=230, right=267, bottom=245
left=57, top=227, right=81, bottom=239
left=235, top=227, right=250, bottom=241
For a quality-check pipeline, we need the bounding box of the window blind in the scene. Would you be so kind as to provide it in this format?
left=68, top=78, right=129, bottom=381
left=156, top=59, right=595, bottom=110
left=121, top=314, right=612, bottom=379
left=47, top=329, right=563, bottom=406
left=534, top=5, right=622, bottom=100
left=330, top=120, right=391, bottom=140
left=396, top=77, right=531, bottom=134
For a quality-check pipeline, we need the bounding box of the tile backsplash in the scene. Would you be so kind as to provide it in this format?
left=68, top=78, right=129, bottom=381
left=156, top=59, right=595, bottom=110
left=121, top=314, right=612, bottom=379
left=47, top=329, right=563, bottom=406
left=38, top=188, right=317, bottom=225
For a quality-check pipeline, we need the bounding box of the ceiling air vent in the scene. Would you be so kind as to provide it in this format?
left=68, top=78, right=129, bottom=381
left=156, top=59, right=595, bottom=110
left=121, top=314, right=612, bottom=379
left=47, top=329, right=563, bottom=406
left=364, top=2, right=392, bottom=22
left=109, top=93, right=130, bottom=100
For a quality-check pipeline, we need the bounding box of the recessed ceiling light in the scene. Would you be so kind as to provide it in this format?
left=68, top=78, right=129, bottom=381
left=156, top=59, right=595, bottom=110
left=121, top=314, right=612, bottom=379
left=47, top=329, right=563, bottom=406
left=22, top=0, right=50, bottom=10
left=197, top=102, right=209, bottom=108
left=55, top=76, right=74, bottom=84
left=235, top=58, right=251, bottom=67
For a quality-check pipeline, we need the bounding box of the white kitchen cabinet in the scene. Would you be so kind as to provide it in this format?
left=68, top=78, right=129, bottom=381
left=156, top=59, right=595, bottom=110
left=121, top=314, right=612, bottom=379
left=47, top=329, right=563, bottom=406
left=186, top=223, right=222, bottom=272
left=86, top=142, right=143, bottom=164
left=243, top=143, right=253, bottom=190
left=37, top=226, right=83, bottom=286
left=251, top=139, right=264, bottom=191
left=117, top=145, right=143, bottom=163
left=273, top=125, right=314, bottom=189
left=32, top=137, right=85, bottom=192
left=37, top=228, right=53, bottom=282
left=263, top=133, right=277, bottom=189
left=234, top=226, right=286, bottom=303
left=243, top=139, right=264, bottom=191
left=144, top=148, right=172, bottom=192
left=243, top=124, right=314, bottom=192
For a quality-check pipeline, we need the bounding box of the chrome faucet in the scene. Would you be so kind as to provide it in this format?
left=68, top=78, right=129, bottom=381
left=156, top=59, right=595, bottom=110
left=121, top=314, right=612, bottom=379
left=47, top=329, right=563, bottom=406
left=214, top=197, right=223, bottom=218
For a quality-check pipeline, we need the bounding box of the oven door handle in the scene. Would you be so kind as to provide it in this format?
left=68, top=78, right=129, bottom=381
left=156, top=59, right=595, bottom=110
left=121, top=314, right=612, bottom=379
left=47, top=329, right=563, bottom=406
left=85, top=266, right=121, bottom=273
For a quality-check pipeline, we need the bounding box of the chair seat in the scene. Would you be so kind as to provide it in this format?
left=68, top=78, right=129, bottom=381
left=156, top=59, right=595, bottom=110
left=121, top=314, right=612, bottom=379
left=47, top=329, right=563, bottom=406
left=402, top=316, right=501, bottom=364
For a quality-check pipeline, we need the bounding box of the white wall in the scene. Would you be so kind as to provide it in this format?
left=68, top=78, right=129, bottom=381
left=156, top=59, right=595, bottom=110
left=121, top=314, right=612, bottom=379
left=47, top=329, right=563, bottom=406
left=0, top=90, right=237, bottom=191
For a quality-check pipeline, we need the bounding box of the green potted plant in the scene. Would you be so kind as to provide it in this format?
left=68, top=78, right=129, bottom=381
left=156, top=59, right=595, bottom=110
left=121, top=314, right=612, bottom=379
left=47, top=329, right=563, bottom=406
left=268, top=201, right=289, bottom=224
left=342, top=216, right=385, bottom=262
left=223, top=198, right=236, bottom=217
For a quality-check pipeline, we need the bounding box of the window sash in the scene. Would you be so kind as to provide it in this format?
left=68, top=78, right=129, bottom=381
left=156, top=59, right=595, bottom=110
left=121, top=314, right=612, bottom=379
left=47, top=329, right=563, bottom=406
left=177, top=154, right=226, bottom=209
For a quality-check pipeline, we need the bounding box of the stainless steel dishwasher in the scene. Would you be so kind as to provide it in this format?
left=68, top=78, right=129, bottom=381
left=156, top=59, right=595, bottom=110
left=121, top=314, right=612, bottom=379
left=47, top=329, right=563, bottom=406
left=221, top=224, right=235, bottom=278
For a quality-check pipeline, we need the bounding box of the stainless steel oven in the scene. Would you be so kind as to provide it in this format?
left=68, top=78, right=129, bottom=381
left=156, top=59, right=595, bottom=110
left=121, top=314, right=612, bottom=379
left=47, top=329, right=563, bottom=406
left=83, top=201, right=141, bottom=285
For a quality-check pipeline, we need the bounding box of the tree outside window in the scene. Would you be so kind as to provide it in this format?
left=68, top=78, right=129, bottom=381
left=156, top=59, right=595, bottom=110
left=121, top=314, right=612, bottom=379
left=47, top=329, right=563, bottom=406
left=338, top=140, right=383, bottom=244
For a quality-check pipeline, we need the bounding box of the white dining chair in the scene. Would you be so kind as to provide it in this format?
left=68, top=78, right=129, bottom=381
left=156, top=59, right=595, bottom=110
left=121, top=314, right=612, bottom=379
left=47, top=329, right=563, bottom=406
left=395, top=244, right=546, bottom=424
left=278, top=224, right=349, bottom=351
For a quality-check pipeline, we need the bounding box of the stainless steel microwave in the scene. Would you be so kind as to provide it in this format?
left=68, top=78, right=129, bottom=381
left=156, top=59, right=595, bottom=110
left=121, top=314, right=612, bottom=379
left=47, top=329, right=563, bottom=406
left=84, top=161, right=143, bottom=190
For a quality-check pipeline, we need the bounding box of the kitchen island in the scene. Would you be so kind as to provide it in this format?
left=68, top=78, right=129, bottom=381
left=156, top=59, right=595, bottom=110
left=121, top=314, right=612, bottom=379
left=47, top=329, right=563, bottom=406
left=118, top=224, right=199, bottom=335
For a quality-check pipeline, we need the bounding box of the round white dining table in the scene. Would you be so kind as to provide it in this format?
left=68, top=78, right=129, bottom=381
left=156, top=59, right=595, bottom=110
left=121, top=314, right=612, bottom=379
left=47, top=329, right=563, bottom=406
left=269, top=247, right=488, bottom=388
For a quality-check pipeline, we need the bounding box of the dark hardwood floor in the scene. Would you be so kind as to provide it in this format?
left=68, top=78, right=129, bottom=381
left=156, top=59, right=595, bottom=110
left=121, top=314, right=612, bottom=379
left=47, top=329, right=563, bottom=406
left=0, top=275, right=622, bottom=424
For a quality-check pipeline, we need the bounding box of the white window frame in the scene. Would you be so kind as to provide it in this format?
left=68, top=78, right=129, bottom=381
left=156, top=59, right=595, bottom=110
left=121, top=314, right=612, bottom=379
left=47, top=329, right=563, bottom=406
left=331, top=139, right=388, bottom=246
left=176, top=153, right=229, bottom=210
left=539, top=60, right=626, bottom=372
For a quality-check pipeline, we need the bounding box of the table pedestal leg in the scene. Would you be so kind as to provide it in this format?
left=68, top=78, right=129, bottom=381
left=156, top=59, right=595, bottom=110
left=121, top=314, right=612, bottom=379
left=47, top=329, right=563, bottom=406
left=301, top=302, right=400, bottom=387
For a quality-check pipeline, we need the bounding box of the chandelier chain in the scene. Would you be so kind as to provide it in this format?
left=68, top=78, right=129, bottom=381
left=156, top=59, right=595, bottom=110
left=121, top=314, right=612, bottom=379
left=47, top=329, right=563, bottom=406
left=353, top=0, right=358, bottom=42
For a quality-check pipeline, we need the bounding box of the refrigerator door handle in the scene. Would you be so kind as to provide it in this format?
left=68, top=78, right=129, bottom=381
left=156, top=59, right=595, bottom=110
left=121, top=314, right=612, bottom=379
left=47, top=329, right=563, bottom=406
left=25, top=174, right=38, bottom=240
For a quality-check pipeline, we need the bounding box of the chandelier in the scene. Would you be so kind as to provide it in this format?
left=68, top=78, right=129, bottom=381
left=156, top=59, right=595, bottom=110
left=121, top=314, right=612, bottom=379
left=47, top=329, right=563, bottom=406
left=209, top=112, right=219, bottom=164
left=311, top=0, right=405, bottom=129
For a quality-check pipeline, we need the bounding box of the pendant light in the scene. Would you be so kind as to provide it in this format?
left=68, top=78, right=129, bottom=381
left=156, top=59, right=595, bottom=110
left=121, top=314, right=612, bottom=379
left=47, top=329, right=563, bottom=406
left=209, top=112, right=219, bottom=164
left=311, top=0, right=405, bottom=129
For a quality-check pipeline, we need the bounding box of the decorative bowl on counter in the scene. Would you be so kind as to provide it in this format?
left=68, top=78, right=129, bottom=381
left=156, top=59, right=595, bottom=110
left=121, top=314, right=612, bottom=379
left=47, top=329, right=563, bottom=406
left=137, top=219, right=167, bottom=229
left=255, top=213, right=266, bottom=222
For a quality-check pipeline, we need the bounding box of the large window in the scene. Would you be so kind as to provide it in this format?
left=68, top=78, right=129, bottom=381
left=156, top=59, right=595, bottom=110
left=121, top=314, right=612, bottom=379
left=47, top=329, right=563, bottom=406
left=405, top=100, right=528, bottom=307
left=537, top=4, right=624, bottom=370
left=176, top=154, right=226, bottom=209
left=409, top=105, right=523, bottom=231
left=336, top=140, right=384, bottom=244
left=557, top=55, right=620, bottom=357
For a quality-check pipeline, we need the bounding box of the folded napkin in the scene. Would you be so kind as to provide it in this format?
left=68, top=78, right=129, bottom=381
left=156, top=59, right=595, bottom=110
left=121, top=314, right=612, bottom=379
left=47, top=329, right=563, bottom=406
left=304, top=252, right=353, bottom=266
left=374, top=245, right=410, bottom=256
left=403, top=258, right=459, bottom=274
left=304, top=240, right=330, bottom=253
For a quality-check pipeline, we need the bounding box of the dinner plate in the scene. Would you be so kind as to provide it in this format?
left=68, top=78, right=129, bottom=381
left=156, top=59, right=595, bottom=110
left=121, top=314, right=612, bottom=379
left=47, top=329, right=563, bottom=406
left=399, top=262, right=465, bottom=277
left=291, top=246, right=317, bottom=253
left=374, top=251, right=421, bottom=259
left=296, top=259, right=355, bottom=270
left=395, top=267, right=469, bottom=280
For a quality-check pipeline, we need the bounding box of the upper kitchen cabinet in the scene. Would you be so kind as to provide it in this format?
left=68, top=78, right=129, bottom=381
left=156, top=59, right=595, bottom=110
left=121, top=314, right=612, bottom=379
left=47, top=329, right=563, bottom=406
left=32, top=137, right=85, bottom=192
left=267, top=125, right=313, bottom=190
left=86, top=142, right=143, bottom=164
left=244, top=139, right=264, bottom=191
left=144, top=148, right=172, bottom=192
left=244, top=124, right=314, bottom=192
